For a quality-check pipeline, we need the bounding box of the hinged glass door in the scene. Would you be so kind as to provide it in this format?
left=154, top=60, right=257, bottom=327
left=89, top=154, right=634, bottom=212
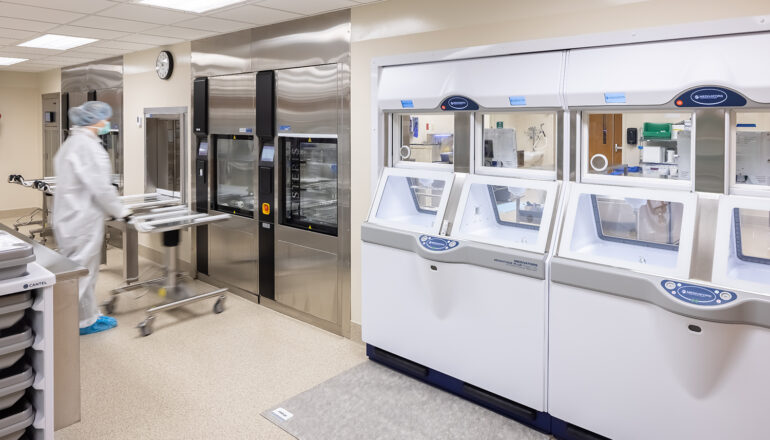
left=280, top=136, right=338, bottom=236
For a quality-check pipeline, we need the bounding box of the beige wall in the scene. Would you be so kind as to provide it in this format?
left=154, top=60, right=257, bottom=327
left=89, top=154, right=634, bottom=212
left=122, top=42, right=192, bottom=261
left=349, top=0, right=770, bottom=325
left=38, top=69, right=61, bottom=95
left=0, top=72, right=44, bottom=212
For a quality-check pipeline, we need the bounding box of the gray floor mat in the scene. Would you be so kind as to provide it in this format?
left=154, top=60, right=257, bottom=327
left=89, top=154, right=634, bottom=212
left=262, top=360, right=550, bottom=440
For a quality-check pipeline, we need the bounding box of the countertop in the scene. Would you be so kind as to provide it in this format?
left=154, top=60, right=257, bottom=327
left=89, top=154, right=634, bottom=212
left=0, top=224, right=88, bottom=281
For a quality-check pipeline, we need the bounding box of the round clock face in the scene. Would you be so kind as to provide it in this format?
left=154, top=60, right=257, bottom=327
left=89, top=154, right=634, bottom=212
left=155, top=51, right=173, bottom=80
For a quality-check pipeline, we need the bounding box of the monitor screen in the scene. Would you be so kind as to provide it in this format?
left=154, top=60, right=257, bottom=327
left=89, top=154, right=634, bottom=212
left=198, top=141, right=208, bottom=156
left=261, top=145, right=275, bottom=162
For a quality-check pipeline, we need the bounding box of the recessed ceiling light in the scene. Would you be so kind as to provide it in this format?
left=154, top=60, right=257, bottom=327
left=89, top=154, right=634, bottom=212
left=0, top=57, right=27, bottom=66
left=138, top=0, right=246, bottom=13
left=18, top=34, right=97, bottom=50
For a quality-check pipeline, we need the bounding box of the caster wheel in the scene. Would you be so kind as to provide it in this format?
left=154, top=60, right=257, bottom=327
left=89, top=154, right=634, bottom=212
left=213, top=297, right=225, bottom=314
left=138, top=319, right=154, bottom=337
left=103, top=297, right=117, bottom=315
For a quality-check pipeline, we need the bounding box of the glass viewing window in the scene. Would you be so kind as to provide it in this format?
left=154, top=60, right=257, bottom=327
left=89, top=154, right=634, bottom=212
left=734, top=208, right=770, bottom=265
left=282, top=137, right=338, bottom=236
left=734, top=112, right=770, bottom=186
left=374, top=175, right=447, bottom=230
left=398, top=113, right=455, bottom=165
left=454, top=182, right=550, bottom=251
left=213, top=135, right=256, bottom=217
left=481, top=113, right=556, bottom=171
left=585, top=111, right=693, bottom=181
left=591, top=195, right=683, bottom=250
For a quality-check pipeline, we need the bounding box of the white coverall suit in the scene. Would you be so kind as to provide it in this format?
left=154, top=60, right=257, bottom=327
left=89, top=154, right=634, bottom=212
left=53, top=127, right=125, bottom=328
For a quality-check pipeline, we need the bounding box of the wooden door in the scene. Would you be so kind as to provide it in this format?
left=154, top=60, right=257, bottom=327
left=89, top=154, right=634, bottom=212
left=588, top=114, right=623, bottom=171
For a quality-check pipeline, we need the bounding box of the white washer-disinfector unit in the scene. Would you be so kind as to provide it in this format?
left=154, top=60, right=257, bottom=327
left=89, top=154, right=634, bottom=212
left=362, top=52, right=564, bottom=431
left=548, top=32, right=770, bottom=440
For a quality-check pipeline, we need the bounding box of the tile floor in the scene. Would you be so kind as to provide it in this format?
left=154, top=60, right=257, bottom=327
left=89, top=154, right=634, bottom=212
left=2, top=216, right=366, bottom=439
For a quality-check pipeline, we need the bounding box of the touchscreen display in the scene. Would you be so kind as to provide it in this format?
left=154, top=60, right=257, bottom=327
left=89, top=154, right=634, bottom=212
left=261, top=145, right=275, bottom=162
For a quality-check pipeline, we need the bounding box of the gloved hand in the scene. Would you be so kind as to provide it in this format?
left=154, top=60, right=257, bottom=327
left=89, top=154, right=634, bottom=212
left=120, top=208, right=134, bottom=223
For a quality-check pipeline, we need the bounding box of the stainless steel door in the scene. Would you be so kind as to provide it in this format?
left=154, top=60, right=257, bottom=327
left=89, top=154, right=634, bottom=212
left=274, top=63, right=342, bottom=326
left=206, top=74, right=259, bottom=294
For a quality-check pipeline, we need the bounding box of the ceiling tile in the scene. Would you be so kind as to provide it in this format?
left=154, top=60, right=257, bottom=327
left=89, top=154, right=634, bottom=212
left=211, top=5, right=301, bottom=25
left=96, top=4, right=196, bottom=25
left=0, top=27, right=38, bottom=40
left=257, top=0, right=356, bottom=15
left=117, top=33, right=184, bottom=45
left=1, top=0, right=116, bottom=14
left=69, top=16, right=159, bottom=33
left=88, top=40, right=155, bottom=51
left=33, top=58, right=90, bottom=66
left=0, top=17, right=59, bottom=33
left=143, top=26, right=216, bottom=40
left=68, top=46, right=130, bottom=55
left=2, top=64, right=53, bottom=72
left=174, top=16, right=252, bottom=33
left=47, top=25, right=129, bottom=40
left=0, top=46, right=61, bottom=57
left=0, top=2, right=86, bottom=24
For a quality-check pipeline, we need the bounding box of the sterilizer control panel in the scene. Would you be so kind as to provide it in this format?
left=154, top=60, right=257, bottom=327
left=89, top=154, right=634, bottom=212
left=661, top=280, right=737, bottom=306
left=419, top=235, right=459, bottom=252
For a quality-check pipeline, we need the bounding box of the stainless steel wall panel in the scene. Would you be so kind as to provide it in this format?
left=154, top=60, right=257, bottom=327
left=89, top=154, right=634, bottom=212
left=275, top=64, right=339, bottom=135
left=60, top=65, right=88, bottom=93
left=209, top=217, right=258, bottom=294
left=275, top=240, right=339, bottom=324
left=86, top=57, right=123, bottom=91
left=336, top=59, right=351, bottom=337
left=191, top=29, right=252, bottom=78
left=251, top=10, right=350, bottom=71
left=694, top=109, right=726, bottom=194
left=208, top=73, right=256, bottom=135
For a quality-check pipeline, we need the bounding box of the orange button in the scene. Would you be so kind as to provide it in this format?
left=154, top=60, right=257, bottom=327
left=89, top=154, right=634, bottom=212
left=262, top=203, right=270, bottom=215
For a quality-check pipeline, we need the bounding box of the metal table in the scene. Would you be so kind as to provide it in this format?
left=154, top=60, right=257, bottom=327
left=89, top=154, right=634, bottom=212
left=107, top=208, right=231, bottom=336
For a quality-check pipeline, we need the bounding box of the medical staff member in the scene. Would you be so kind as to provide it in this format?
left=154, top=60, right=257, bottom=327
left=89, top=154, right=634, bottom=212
left=53, top=101, right=131, bottom=335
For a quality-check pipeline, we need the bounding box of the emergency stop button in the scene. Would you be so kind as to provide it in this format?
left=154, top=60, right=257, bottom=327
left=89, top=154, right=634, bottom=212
left=262, top=203, right=271, bottom=215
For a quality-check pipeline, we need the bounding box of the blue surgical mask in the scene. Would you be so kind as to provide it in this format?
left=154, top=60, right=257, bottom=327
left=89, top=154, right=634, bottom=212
left=96, top=121, right=111, bottom=136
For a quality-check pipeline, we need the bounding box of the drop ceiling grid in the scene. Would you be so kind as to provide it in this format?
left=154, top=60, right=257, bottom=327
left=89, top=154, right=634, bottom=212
left=0, top=0, right=376, bottom=71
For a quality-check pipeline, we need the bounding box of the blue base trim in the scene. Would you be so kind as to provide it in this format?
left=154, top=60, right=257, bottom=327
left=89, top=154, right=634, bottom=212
left=551, top=416, right=610, bottom=440
left=366, top=344, right=552, bottom=434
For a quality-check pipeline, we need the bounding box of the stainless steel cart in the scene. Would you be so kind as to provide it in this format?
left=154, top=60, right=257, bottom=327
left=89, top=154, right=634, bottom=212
left=107, top=207, right=231, bottom=336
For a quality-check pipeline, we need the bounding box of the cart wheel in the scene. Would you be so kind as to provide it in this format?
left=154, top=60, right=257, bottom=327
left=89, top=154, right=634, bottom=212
left=138, top=319, right=153, bottom=337
left=103, top=297, right=117, bottom=315
left=213, top=296, right=225, bottom=314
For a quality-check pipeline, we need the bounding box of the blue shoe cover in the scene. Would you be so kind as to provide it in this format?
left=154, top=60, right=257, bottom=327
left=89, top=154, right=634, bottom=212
left=80, top=315, right=118, bottom=335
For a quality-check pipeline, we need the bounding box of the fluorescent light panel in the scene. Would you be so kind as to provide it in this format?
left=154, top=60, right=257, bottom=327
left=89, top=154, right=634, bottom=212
left=0, top=57, right=27, bottom=66
left=138, top=0, right=246, bottom=13
left=18, top=34, right=97, bottom=50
